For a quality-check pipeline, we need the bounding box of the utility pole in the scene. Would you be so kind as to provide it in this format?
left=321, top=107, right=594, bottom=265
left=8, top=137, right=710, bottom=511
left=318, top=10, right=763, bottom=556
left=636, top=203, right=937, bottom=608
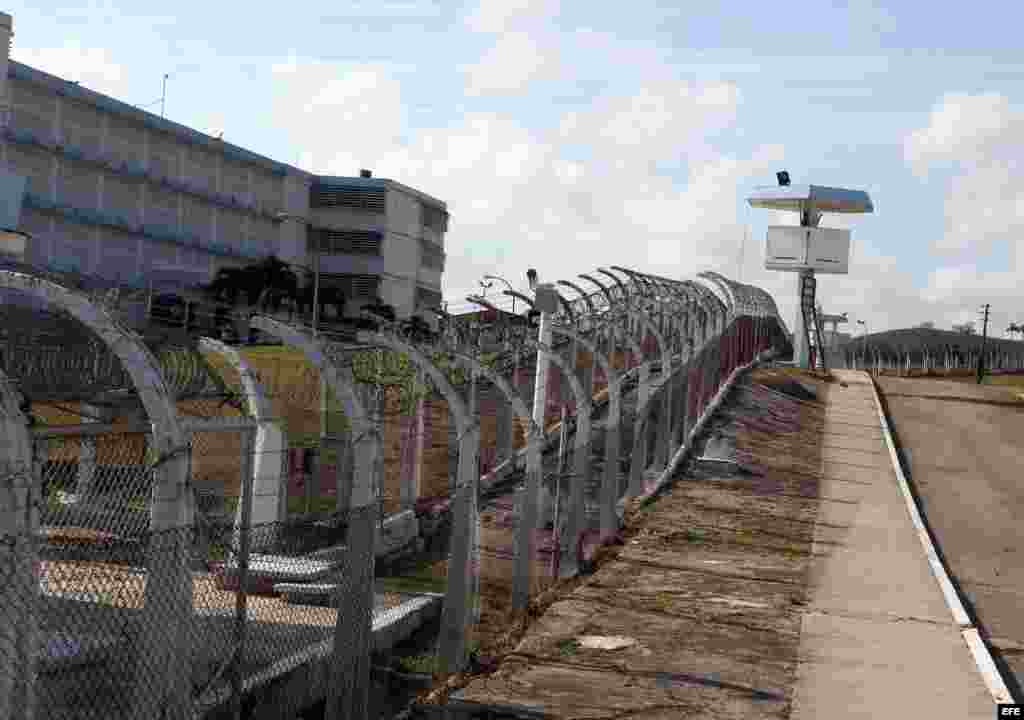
left=977, top=303, right=990, bottom=384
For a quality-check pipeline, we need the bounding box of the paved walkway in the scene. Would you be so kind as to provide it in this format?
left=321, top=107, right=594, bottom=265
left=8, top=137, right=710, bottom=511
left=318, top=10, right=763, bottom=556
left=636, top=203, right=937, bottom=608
left=790, top=369, right=992, bottom=719
left=429, top=368, right=996, bottom=719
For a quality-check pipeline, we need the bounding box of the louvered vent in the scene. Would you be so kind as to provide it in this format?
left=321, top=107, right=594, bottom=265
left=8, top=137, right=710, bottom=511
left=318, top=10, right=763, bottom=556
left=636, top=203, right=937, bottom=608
left=308, top=228, right=383, bottom=255
left=320, top=272, right=381, bottom=299
left=310, top=184, right=386, bottom=211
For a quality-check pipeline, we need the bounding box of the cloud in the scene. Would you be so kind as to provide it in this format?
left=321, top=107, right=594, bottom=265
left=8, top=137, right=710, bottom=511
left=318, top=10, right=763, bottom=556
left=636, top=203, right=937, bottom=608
left=268, top=57, right=406, bottom=175
left=263, top=47, right=789, bottom=316
left=463, top=31, right=561, bottom=95
left=560, top=80, right=740, bottom=162
left=11, top=45, right=130, bottom=99
left=904, top=92, right=1024, bottom=266
left=463, top=0, right=560, bottom=33
left=904, top=92, right=1018, bottom=173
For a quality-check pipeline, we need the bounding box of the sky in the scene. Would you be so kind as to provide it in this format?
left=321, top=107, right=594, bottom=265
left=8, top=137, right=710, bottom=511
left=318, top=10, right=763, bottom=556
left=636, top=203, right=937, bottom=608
left=8, top=0, right=1024, bottom=337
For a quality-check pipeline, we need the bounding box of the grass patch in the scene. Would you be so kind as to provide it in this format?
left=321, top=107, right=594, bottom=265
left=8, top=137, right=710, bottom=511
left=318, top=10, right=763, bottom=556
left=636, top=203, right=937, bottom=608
left=556, top=638, right=580, bottom=656
left=378, top=557, right=447, bottom=595
left=684, top=528, right=706, bottom=543
left=983, top=374, right=1024, bottom=387
left=395, top=653, right=439, bottom=675
left=286, top=495, right=339, bottom=516
left=232, top=346, right=350, bottom=443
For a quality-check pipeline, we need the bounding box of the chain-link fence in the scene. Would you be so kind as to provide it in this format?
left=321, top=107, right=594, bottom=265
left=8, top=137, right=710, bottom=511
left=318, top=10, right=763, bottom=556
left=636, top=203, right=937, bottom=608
left=1, top=505, right=384, bottom=720
left=2, top=262, right=786, bottom=719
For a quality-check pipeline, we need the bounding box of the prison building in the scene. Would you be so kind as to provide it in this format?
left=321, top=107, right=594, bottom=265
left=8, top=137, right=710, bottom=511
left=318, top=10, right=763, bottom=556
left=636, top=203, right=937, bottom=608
left=0, top=21, right=446, bottom=318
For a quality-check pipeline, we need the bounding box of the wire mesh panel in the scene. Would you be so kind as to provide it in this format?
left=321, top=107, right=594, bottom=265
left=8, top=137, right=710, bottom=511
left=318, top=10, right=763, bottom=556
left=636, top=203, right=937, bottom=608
left=36, top=429, right=153, bottom=550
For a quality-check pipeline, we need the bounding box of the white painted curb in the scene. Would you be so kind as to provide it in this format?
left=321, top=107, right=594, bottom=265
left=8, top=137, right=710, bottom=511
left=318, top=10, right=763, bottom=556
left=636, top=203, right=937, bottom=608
left=866, top=372, right=1014, bottom=705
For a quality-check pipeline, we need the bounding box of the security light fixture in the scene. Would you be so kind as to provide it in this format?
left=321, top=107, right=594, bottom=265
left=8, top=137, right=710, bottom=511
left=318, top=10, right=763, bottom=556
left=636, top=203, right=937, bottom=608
left=526, top=268, right=538, bottom=290
left=748, top=177, right=873, bottom=370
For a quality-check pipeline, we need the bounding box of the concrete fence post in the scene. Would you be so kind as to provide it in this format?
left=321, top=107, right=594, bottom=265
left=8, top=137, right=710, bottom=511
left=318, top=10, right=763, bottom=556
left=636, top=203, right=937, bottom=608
left=326, top=421, right=379, bottom=720
left=333, top=428, right=353, bottom=518
left=230, top=426, right=256, bottom=720
left=600, top=386, right=621, bottom=543
left=495, top=376, right=513, bottom=464
left=437, top=424, right=480, bottom=674
left=563, top=399, right=591, bottom=579
left=0, top=370, right=38, bottom=720
left=513, top=431, right=543, bottom=611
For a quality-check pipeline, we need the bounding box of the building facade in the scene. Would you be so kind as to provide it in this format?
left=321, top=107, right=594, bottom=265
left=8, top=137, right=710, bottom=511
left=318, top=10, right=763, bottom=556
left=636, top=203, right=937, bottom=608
left=0, top=12, right=446, bottom=318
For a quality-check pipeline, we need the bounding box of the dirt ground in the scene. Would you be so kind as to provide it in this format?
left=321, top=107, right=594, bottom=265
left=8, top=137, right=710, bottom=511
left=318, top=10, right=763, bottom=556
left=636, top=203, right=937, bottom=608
left=435, top=370, right=833, bottom=718
left=876, top=375, right=1024, bottom=696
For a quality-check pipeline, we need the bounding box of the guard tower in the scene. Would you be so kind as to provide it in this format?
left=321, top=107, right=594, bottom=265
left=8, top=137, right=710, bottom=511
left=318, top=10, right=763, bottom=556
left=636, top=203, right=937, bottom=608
left=747, top=176, right=873, bottom=369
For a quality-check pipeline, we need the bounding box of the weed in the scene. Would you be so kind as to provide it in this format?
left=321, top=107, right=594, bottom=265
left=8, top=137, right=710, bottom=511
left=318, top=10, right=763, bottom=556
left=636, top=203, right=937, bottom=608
left=396, top=653, right=438, bottom=675
left=684, top=529, right=705, bottom=543
left=557, top=638, right=580, bottom=656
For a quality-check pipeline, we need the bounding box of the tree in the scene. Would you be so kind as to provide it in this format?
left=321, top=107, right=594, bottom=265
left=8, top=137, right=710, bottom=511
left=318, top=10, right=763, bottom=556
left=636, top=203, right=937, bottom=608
left=952, top=321, right=976, bottom=335
left=205, top=255, right=297, bottom=311
left=915, top=321, right=936, bottom=329
left=1007, top=322, right=1022, bottom=341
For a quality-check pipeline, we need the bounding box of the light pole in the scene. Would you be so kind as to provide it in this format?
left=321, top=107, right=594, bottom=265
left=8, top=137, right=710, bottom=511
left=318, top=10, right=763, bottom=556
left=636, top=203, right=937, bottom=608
left=483, top=274, right=516, bottom=314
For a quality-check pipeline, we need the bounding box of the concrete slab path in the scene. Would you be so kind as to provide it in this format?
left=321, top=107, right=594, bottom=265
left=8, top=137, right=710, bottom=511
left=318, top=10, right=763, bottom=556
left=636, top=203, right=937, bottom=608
left=790, top=369, right=993, bottom=720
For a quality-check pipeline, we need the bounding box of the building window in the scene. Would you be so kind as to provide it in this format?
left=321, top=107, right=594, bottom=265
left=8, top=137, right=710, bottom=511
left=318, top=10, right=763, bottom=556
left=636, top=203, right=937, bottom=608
left=419, top=238, right=445, bottom=271
left=310, top=184, right=386, bottom=212
left=308, top=227, right=383, bottom=255
left=422, top=203, right=449, bottom=233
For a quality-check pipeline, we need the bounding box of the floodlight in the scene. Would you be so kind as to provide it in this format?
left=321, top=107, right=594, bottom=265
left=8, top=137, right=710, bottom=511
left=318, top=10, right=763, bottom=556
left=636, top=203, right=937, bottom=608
left=526, top=268, right=538, bottom=290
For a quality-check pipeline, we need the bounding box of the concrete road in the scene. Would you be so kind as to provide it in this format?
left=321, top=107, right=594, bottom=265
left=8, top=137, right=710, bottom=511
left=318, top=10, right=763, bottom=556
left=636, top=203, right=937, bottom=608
left=790, top=370, right=993, bottom=720
left=876, top=374, right=1024, bottom=696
